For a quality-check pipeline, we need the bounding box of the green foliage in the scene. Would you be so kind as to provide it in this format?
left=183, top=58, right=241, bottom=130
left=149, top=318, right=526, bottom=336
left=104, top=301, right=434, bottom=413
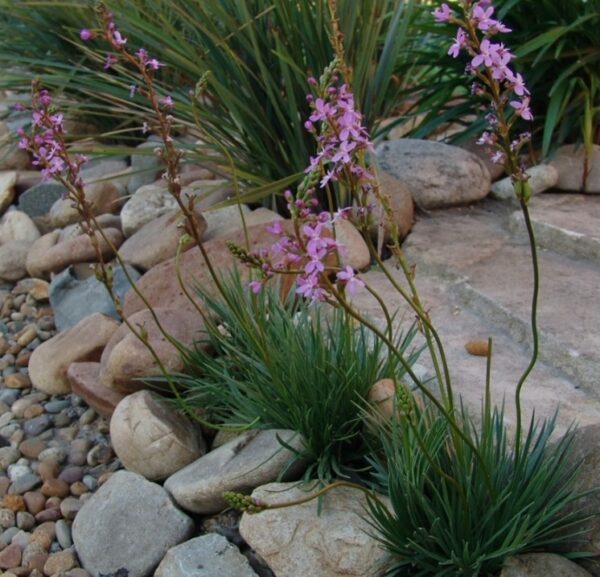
left=0, top=0, right=422, bottom=192
left=177, top=272, right=420, bottom=484
left=366, top=401, right=591, bottom=577
left=400, top=0, right=600, bottom=158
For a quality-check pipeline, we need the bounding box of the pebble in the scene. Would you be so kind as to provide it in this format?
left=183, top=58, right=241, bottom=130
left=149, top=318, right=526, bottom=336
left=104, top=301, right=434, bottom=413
left=36, top=462, right=58, bottom=482
left=0, top=448, right=19, bottom=470
left=22, top=415, right=52, bottom=437
left=86, top=444, right=113, bottom=467
left=2, top=374, right=29, bottom=391
left=59, top=498, right=81, bottom=521
left=10, top=529, right=30, bottom=549
left=0, top=543, right=21, bottom=569
left=2, top=496, right=24, bottom=513
left=69, top=482, right=87, bottom=497
left=54, top=519, right=72, bottom=549
left=22, top=404, right=43, bottom=419
left=44, top=548, right=76, bottom=574
left=43, top=400, right=69, bottom=414
left=58, top=467, right=83, bottom=485
left=18, top=439, right=45, bottom=460
left=7, top=465, right=31, bottom=483
left=68, top=440, right=90, bottom=466
left=37, top=447, right=66, bottom=465
left=0, top=509, right=15, bottom=529
left=0, top=413, right=14, bottom=429
left=15, top=512, right=33, bottom=531
left=0, top=527, right=19, bottom=546
left=8, top=474, right=41, bottom=496
left=41, top=480, right=69, bottom=499
left=78, top=408, right=95, bottom=426
left=22, top=493, right=45, bottom=516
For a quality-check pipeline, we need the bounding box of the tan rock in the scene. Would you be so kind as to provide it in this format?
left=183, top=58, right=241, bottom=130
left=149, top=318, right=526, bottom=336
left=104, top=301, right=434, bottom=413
left=43, top=549, right=76, bottom=576
left=202, top=204, right=251, bottom=241
left=110, top=390, right=206, bottom=480
left=0, top=241, right=30, bottom=281
left=551, top=144, right=600, bottom=193
left=100, top=307, right=207, bottom=394
left=25, top=228, right=123, bottom=279
left=500, top=553, right=593, bottom=577
left=49, top=181, right=123, bottom=228
left=67, top=362, right=125, bottom=418
left=332, top=219, right=370, bottom=271
left=0, top=210, right=40, bottom=245
left=118, top=208, right=206, bottom=271
left=0, top=172, right=16, bottom=215
left=239, top=483, right=394, bottom=577
left=29, top=313, right=120, bottom=395
left=368, top=378, right=396, bottom=420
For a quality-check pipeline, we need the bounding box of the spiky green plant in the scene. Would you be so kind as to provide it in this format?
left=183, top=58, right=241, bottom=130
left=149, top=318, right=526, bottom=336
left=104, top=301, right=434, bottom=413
left=175, top=272, right=421, bottom=484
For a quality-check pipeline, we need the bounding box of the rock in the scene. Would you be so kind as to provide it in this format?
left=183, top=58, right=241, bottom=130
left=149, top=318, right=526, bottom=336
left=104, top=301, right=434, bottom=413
left=491, top=165, right=559, bottom=200
left=367, top=378, right=396, bottom=420
left=154, top=534, right=258, bottom=577
left=458, top=136, right=507, bottom=181
left=28, top=313, right=120, bottom=395
left=118, top=208, right=206, bottom=271
left=0, top=210, right=40, bottom=245
left=0, top=173, right=16, bottom=215
left=500, top=553, right=592, bottom=577
left=465, top=339, right=490, bottom=357
left=25, top=228, right=123, bottom=279
left=120, top=179, right=229, bottom=237
left=49, top=264, right=140, bottom=331
left=99, top=307, right=207, bottom=394
left=110, top=390, right=205, bottom=481
left=72, top=470, right=194, bottom=577
left=0, top=448, right=19, bottom=470
left=551, top=144, right=600, bottom=193
left=202, top=204, right=251, bottom=241
left=128, top=139, right=164, bottom=193
left=367, top=171, right=414, bottom=243
left=0, top=242, right=30, bottom=282
left=49, top=181, right=123, bottom=228
left=551, top=424, right=600, bottom=576
left=332, top=219, right=370, bottom=271
left=123, top=222, right=295, bottom=318
left=376, top=139, right=491, bottom=209
left=67, top=363, right=125, bottom=418
left=0, top=543, right=21, bottom=569
left=239, top=483, right=394, bottom=577
left=4, top=374, right=30, bottom=390
left=17, top=182, right=65, bottom=218
left=164, top=429, right=306, bottom=514
left=43, top=549, right=77, bottom=575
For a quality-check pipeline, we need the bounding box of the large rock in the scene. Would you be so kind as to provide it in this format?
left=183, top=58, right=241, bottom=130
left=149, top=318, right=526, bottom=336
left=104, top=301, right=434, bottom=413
left=0, top=241, right=31, bottom=281
left=333, top=219, right=370, bottom=271
left=500, top=553, right=593, bottom=577
left=110, top=390, right=206, bottom=480
left=376, top=139, right=491, bottom=209
left=368, top=171, right=414, bottom=243
left=17, top=181, right=65, bottom=218
left=239, top=483, right=394, bottom=577
left=25, top=227, right=123, bottom=278
left=552, top=424, right=600, bottom=576
left=29, top=313, right=120, bottom=395
left=128, top=138, right=164, bottom=193
left=99, top=307, right=207, bottom=394
left=164, top=429, right=306, bottom=514
left=154, top=534, right=258, bottom=577
left=0, top=171, right=16, bottom=215
left=491, top=164, right=559, bottom=201
left=49, top=181, right=123, bottom=228
left=120, top=179, right=229, bottom=237
left=122, top=222, right=298, bottom=318
left=202, top=204, right=252, bottom=241
left=67, top=362, right=126, bottom=418
left=72, top=470, right=194, bottom=577
left=49, top=264, right=140, bottom=331
left=0, top=210, right=40, bottom=245
left=551, top=144, right=600, bottom=193
left=118, top=208, right=207, bottom=271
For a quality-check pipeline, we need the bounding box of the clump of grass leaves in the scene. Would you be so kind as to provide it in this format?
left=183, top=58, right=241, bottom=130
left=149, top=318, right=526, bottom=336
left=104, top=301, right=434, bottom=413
left=176, top=272, right=420, bottom=485
left=366, top=399, right=592, bottom=577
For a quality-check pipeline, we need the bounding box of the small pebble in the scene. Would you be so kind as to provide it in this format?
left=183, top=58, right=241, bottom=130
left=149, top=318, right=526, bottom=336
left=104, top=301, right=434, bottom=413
left=1, top=496, right=24, bottom=513
left=7, top=465, right=31, bottom=483
left=31, top=522, right=55, bottom=550
left=0, top=527, right=19, bottom=547
left=22, top=493, right=45, bottom=516
left=15, top=512, right=33, bottom=532
left=0, top=447, right=18, bottom=470
left=15, top=329, right=36, bottom=348
left=0, top=391, right=19, bottom=407
left=86, top=444, right=113, bottom=467
left=41, top=480, right=69, bottom=499
left=10, top=529, right=30, bottom=550
left=58, top=467, right=83, bottom=485
left=81, top=476, right=96, bottom=492
left=52, top=413, right=71, bottom=428
left=54, top=519, right=71, bottom=550
left=42, top=400, right=69, bottom=414
left=36, top=462, right=58, bottom=482
left=78, top=408, right=96, bottom=426
left=0, top=543, right=21, bottom=569
left=22, top=415, right=52, bottom=437
left=22, top=540, right=48, bottom=568
left=37, top=447, right=66, bottom=466
left=43, top=548, right=76, bottom=574
left=22, top=405, right=44, bottom=420
left=18, top=439, right=45, bottom=460
left=8, top=474, right=41, bottom=496
left=34, top=508, right=61, bottom=523
left=69, top=482, right=87, bottom=497
left=0, top=509, right=15, bottom=529
left=67, top=440, right=90, bottom=467
left=0, top=414, right=13, bottom=429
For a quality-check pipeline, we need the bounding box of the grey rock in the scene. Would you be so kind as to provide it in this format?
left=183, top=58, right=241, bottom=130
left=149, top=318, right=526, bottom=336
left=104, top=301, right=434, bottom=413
left=154, top=534, right=258, bottom=577
left=164, top=429, right=306, bottom=514
left=0, top=447, right=18, bottom=470
left=128, top=139, right=164, bottom=193
left=8, top=472, right=41, bottom=494
left=23, top=414, right=52, bottom=436
left=17, top=181, right=66, bottom=218
left=491, top=164, right=559, bottom=200
left=551, top=144, right=600, bottom=193
left=0, top=241, right=31, bottom=282
left=0, top=210, right=40, bottom=245
left=240, top=483, right=394, bottom=577
left=500, top=553, right=593, bottom=577
left=44, top=400, right=71, bottom=413
left=72, top=470, right=194, bottom=577
left=376, top=139, right=491, bottom=209
left=55, top=518, right=73, bottom=549
left=49, top=264, right=141, bottom=331
left=0, top=526, right=19, bottom=546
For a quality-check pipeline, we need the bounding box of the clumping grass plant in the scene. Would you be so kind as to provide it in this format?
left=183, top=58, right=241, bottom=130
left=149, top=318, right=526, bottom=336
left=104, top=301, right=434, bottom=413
left=177, top=272, right=420, bottom=485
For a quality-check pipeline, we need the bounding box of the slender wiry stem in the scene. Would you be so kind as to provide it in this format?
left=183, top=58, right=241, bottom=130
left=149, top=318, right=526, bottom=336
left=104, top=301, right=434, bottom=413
left=514, top=200, right=540, bottom=459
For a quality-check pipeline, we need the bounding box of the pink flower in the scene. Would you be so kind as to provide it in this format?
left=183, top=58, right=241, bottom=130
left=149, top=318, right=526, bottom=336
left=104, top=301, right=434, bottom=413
left=249, top=280, right=264, bottom=294
left=336, top=266, right=364, bottom=295
left=160, top=95, right=174, bottom=108
left=448, top=29, right=466, bottom=58
left=433, top=4, right=452, bottom=23
left=510, top=97, right=533, bottom=121
left=111, top=30, right=127, bottom=47
left=506, top=70, right=530, bottom=97
left=147, top=58, right=163, bottom=71
left=103, top=54, right=118, bottom=70
left=80, top=29, right=94, bottom=41
left=266, top=221, right=283, bottom=236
